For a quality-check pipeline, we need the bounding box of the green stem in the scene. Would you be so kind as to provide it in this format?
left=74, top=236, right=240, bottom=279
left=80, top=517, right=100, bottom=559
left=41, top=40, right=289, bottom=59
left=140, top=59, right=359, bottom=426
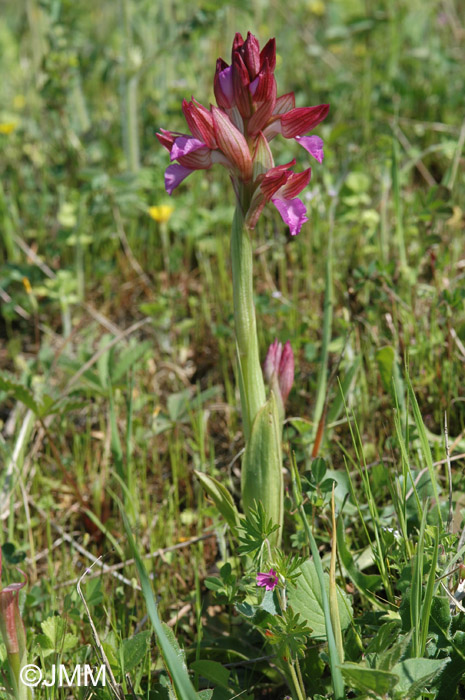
left=230, top=206, right=266, bottom=438
left=288, top=660, right=306, bottom=700
left=299, top=503, right=345, bottom=700
left=312, top=233, right=333, bottom=444
left=295, top=657, right=306, bottom=700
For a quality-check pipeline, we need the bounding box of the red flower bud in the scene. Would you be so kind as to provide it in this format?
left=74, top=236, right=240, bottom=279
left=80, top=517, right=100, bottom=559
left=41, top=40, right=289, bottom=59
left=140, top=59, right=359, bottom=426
left=264, top=339, right=294, bottom=404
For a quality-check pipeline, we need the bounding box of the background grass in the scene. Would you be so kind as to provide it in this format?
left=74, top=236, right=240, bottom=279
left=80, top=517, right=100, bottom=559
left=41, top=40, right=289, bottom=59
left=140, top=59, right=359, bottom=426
left=1, top=0, right=465, bottom=698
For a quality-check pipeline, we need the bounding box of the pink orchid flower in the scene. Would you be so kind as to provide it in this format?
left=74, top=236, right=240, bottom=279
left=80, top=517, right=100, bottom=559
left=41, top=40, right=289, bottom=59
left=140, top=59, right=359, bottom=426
left=157, top=32, right=329, bottom=236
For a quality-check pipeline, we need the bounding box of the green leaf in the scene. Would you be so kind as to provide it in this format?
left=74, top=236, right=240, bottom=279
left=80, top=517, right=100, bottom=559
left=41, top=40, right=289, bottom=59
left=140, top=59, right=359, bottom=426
left=241, top=392, right=283, bottom=545
left=336, top=518, right=383, bottom=598
left=429, top=595, right=451, bottom=637
left=365, top=621, right=402, bottom=656
left=196, top=691, right=213, bottom=700
left=435, top=632, right=465, bottom=700
left=235, top=601, right=255, bottom=618
left=122, top=511, right=198, bottom=700
left=287, top=560, right=352, bottom=639
left=392, top=658, right=449, bottom=699
left=40, top=617, right=78, bottom=654
left=160, top=622, right=188, bottom=673
left=167, top=390, right=190, bottom=422
left=320, top=477, right=337, bottom=493
left=376, top=346, right=395, bottom=395
left=40, top=616, right=66, bottom=646
left=376, top=632, right=411, bottom=672
left=327, top=356, right=360, bottom=424
left=121, top=630, right=151, bottom=672
left=110, top=340, right=152, bottom=384
left=406, top=370, right=442, bottom=526
left=204, top=577, right=224, bottom=592
left=340, top=662, right=398, bottom=696
left=235, top=339, right=250, bottom=441
left=312, top=457, right=327, bottom=483
left=260, top=589, right=280, bottom=616
left=0, top=374, right=39, bottom=413
left=190, top=660, right=230, bottom=689
left=289, top=417, right=313, bottom=435
left=194, top=471, right=241, bottom=535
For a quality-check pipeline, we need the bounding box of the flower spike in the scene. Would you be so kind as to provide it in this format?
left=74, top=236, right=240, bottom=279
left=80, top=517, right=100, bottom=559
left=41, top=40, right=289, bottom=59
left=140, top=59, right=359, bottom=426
left=157, top=32, right=329, bottom=234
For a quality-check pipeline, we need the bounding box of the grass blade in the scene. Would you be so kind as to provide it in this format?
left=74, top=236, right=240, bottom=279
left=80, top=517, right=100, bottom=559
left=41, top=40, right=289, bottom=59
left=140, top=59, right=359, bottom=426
left=122, top=510, right=199, bottom=700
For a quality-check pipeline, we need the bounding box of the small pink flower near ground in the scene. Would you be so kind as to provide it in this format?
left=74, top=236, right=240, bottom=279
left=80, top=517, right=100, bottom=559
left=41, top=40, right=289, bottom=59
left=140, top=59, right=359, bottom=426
left=256, top=568, right=279, bottom=591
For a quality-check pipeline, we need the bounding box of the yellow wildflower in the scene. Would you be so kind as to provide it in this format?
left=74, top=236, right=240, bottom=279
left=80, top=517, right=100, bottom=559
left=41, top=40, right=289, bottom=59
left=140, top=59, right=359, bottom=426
left=22, top=277, right=32, bottom=294
left=0, top=122, right=17, bottom=135
left=148, top=205, right=174, bottom=223
left=308, top=0, right=325, bottom=15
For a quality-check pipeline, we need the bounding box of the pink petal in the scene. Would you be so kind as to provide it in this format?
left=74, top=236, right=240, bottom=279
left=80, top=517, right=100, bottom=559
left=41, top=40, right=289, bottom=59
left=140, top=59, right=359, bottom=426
left=273, top=92, right=295, bottom=116
left=277, top=168, right=311, bottom=199
left=278, top=341, right=294, bottom=403
left=252, top=131, right=274, bottom=180
left=164, top=164, right=193, bottom=195
left=214, top=64, right=234, bottom=109
left=250, top=67, right=275, bottom=103
left=250, top=75, right=259, bottom=96
left=262, top=118, right=282, bottom=142
left=211, top=106, right=252, bottom=180
left=232, top=52, right=252, bottom=118
left=271, top=197, right=308, bottom=236
left=232, top=32, right=245, bottom=55
left=260, top=160, right=296, bottom=200
left=281, top=104, right=330, bottom=138
left=182, top=99, right=217, bottom=149
left=259, top=38, right=276, bottom=72
left=157, top=128, right=184, bottom=152
left=295, top=135, right=324, bottom=163
left=264, top=340, right=283, bottom=382
left=240, top=32, right=260, bottom=78
left=170, top=136, right=207, bottom=161
left=248, top=95, right=276, bottom=136
left=248, top=73, right=277, bottom=136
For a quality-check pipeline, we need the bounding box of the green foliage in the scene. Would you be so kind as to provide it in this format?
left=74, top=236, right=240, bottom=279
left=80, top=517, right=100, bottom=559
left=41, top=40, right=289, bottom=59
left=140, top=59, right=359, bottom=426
left=287, top=560, right=353, bottom=640
left=194, top=471, right=241, bottom=536
left=236, top=501, right=280, bottom=562
left=35, top=616, right=78, bottom=657
left=241, top=392, right=283, bottom=546
left=1, top=0, right=465, bottom=697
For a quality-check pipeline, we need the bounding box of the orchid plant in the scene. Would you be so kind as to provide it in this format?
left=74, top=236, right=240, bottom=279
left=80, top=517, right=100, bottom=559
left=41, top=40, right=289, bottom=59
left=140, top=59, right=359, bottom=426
left=157, top=31, right=328, bottom=544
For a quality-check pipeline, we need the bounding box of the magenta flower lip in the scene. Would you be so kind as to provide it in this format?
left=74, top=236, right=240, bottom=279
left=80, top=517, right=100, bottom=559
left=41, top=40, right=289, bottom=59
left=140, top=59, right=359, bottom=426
left=157, top=31, right=329, bottom=236
left=256, top=568, right=279, bottom=591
